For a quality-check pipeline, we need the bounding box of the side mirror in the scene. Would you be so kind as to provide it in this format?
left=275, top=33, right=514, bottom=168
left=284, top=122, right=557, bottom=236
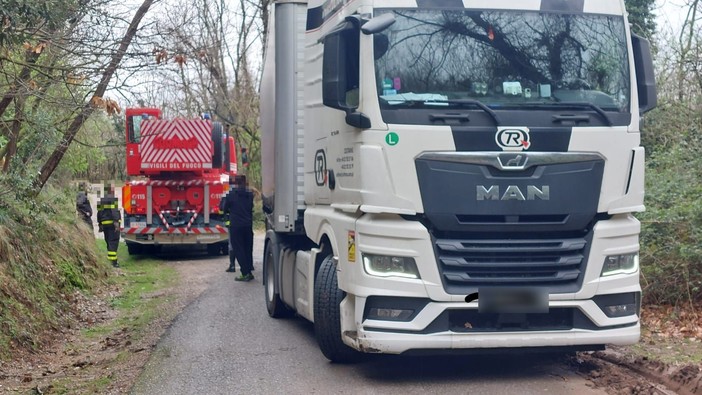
left=322, top=18, right=369, bottom=129
left=631, top=34, right=657, bottom=113
left=345, top=112, right=371, bottom=128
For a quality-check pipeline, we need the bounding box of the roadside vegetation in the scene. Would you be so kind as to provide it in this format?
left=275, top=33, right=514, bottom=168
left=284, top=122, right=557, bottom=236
left=640, top=103, right=702, bottom=308
left=46, top=245, right=178, bottom=394
left=0, top=186, right=108, bottom=359
left=0, top=185, right=179, bottom=391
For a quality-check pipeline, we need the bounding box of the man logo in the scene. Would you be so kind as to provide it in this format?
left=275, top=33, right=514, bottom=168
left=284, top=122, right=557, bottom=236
left=477, top=185, right=550, bottom=201
left=496, top=127, right=531, bottom=151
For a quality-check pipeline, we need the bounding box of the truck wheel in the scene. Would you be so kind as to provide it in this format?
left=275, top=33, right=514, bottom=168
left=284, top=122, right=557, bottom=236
left=211, top=122, right=223, bottom=169
left=126, top=241, right=143, bottom=255
left=224, top=128, right=231, bottom=173
left=263, top=239, right=293, bottom=318
left=314, top=255, right=361, bottom=363
left=206, top=243, right=221, bottom=256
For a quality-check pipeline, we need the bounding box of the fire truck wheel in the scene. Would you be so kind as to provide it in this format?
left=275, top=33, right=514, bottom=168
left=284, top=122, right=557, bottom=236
left=206, top=243, right=225, bottom=256
left=211, top=122, right=224, bottom=169
left=263, top=239, right=293, bottom=318
left=126, top=241, right=144, bottom=255
left=314, top=255, right=362, bottom=363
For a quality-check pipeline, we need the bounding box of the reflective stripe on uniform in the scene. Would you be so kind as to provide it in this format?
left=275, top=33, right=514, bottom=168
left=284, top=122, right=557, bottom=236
left=98, top=204, right=118, bottom=209
left=101, top=220, right=114, bottom=225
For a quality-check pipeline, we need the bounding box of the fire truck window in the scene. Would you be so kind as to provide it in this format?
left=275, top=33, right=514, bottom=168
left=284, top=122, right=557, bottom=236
left=129, top=116, right=143, bottom=143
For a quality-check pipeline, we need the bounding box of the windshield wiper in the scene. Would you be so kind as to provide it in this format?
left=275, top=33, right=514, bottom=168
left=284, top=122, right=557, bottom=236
left=383, top=98, right=500, bottom=125
left=555, top=102, right=613, bottom=126
left=515, top=102, right=613, bottom=126
left=433, top=99, right=500, bottom=126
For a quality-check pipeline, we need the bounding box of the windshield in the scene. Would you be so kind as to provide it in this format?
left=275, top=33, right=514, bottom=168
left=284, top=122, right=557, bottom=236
left=373, top=9, right=630, bottom=112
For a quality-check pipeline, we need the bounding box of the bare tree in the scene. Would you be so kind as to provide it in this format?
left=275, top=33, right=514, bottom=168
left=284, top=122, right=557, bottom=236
left=136, top=0, right=263, bottom=183
left=34, top=0, right=156, bottom=192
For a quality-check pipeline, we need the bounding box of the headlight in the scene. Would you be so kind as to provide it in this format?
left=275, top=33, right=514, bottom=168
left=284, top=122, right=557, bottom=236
left=362, top=254, right=420, bottom=279
left=601, top=253, right=639, bottom=277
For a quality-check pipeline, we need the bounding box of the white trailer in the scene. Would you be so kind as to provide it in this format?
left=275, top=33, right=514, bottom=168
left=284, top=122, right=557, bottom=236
left=261, top=0, right=657, bottom=362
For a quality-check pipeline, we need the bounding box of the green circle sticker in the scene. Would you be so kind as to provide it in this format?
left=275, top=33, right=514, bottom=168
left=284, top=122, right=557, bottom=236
left=385, top=132, right=399, bottom=146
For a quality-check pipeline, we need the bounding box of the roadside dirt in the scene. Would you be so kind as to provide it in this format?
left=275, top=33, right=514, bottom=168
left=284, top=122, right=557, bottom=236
left=574, top=306, right=702, bottom=395
left=574, top=349, right=702, bottom=395
left=1, top=256, right=700, bottom=395
left=0, top=256, right=222, bottom=394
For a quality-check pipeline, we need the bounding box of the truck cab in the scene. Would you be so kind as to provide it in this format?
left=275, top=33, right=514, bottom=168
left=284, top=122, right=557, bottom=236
left=261, top=0, right=656, bottom=362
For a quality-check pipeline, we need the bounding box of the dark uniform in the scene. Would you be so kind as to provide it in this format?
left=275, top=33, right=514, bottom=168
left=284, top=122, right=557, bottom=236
left=219, top=176, right=254, bottom=281
left=97, top=195, right=121, bottom=268
left=76, top=190, right=93, bottom=228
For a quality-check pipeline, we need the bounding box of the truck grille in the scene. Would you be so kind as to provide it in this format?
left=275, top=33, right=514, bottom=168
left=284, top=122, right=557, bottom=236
left=434, top=234, right=590, bottom=294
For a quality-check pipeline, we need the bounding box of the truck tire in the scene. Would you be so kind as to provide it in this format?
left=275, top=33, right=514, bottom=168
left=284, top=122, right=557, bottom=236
left=211, top=122, right=224, bottom=169
left=126, top=241, right=144, bottom=255
left=224, top=127, right=231, bottom=173
left=263, top=238, right=293, bottom=318
left=314, top=255, right=361, bottom=363
left=206, top=242, right=227, bottom=256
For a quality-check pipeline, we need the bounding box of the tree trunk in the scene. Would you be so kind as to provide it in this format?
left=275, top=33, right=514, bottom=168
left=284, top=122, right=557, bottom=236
left=2, top=97, right=26, bottom=173
left=34, top=0, right=154, bottom=193
left=0, top=51, right=40, bottom=129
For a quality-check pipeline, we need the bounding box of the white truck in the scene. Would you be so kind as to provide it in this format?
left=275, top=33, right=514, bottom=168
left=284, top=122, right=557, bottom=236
left=260, top=0, right=657, bottom=362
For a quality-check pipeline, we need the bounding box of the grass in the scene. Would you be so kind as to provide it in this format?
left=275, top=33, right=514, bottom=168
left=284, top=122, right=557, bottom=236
left=84, top=242, right=178, bottom=340
left=0, top=183, right=181, bottom=392
left=50, top=376, right=113, bottom=395
left=57, top=241, right=179, bottom=392
left=0, top=186, right=109, bottom=359
left=629, top=336, right=702, bottom=365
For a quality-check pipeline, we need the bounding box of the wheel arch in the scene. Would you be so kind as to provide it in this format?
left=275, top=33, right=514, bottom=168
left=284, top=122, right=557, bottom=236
left=263, top=229, right=282, bottom=291
left=309, top=221, right=338, bottom=282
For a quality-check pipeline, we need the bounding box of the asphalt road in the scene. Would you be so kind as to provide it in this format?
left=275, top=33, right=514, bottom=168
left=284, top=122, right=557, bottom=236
left=130, top=234, right=607, bottom=395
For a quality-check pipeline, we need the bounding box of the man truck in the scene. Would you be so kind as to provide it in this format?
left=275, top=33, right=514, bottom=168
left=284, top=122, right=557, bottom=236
left=121, top=107, right=237, bottom=255
left=260, top=0, right=657, bottom=362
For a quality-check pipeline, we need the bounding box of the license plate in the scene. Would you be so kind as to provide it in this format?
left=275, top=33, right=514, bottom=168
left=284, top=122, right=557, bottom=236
left=477, top=288, right=549, bottom=314
left=130, top=221, right=147, bottom=228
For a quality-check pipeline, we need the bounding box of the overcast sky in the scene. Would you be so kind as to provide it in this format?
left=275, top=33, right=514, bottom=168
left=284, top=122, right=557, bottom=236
left=656, top=0, right=690, bottom=31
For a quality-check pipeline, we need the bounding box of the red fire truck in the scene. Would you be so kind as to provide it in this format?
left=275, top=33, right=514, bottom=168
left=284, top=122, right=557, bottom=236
left=121, top=107, right=236, bottom=255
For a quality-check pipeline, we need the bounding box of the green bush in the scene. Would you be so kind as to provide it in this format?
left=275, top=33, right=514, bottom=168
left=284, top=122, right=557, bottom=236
left=639, top=101, right=702, bottom=306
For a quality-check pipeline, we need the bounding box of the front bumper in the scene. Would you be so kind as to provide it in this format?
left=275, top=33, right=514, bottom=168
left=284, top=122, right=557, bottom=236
left=122, top=229, right=228, bottom=245
left=344, top=297, right=639, bottom=354
left=349, top=325, right=639, bottom=355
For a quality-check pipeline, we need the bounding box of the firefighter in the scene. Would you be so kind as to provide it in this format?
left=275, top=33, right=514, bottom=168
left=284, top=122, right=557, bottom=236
left=97, top=185, right=121, bottom=268
left=76, top=182, right=93, bottom=229
left=219, top=175, right=254, bottom=281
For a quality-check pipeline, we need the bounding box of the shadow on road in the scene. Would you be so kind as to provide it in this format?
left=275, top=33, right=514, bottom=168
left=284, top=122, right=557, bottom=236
left=272, top=313, right=574, bottom=383
left=357, top=353, right=571, bottom=383
left=126, top=245, right=227, bottom=263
